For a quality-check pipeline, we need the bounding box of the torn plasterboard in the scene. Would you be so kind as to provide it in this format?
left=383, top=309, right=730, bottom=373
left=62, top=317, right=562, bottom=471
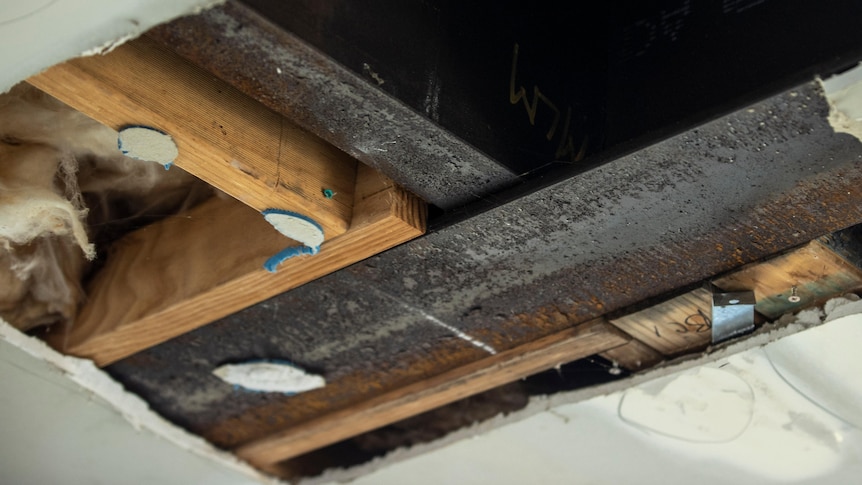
left=0, top=318, right=280, bottom=484
left=0, top=0, right=224, bottom=93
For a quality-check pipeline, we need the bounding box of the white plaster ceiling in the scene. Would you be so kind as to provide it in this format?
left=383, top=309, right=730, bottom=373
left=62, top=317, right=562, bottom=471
left=0, top=0, right=221, bottom=93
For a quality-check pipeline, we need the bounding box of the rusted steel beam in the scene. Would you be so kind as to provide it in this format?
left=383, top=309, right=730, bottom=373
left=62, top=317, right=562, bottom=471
left=107, top=80, right=862, bottom=461
left=146, top=2, right=517, bottom=209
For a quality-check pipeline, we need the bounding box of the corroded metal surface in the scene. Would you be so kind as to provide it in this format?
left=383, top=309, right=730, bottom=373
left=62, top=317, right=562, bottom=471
left=146, top=2, right=517, bottom=209
left=107, top=82, right=862, bottom=451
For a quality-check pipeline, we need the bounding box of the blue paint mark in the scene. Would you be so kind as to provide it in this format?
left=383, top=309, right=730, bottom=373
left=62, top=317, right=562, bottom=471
left=119, top=124, right=170, bottom=136
left=263, top=245, right=319, bottom=273
left=261, top=209, right=325, bottom=273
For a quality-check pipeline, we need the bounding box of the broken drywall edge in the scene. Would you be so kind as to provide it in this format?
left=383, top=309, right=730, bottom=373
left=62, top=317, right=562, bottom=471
left=79, top=32, right=139, bottom=57
left=263, top=209, right=325, bottom=249
left=823, top=294, right=862, bottom=322
left=311, top=295, right=859, bottom=485
left=820, top=63, right=862, bottom=141
left=76, top=0, right=225, bottom=57
left=0, top=318, right=283, bottom=485
left=0, top=0, right=225, bottom=94
left=75, top=0, right=224, bottom=58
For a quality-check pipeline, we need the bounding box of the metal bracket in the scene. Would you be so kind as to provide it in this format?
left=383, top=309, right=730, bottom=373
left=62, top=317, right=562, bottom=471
left=711, top=291, right=756, bottom=344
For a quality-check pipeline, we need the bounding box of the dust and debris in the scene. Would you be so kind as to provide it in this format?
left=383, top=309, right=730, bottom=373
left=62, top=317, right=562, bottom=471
left=423, top=70, right=441, bottom=123
left=362, top=62, right=385, bottom=86
left=820, top=62, right=862, bottom=141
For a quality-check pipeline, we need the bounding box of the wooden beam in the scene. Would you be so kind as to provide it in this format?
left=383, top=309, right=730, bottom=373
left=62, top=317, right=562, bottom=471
left=713, top=239, right=862, bottom=319
left=608, top=288, right=713, bottom=356
left=599, top=338, right=664, bottom=371
left=27, top=36, right=355, bottom=240
left=46, top=164, right=425, bottom=366
left=233, top=319, right=629, bottom=468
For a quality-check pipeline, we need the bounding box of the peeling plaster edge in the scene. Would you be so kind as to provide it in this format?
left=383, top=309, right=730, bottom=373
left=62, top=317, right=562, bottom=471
left=310, top=295, right=862, bottom=485
left=820, top=62, right=862, bottom=142
left=1, top=0, right=226, bottom=94
left=0, top=318, right=282, bottom=485
left=77, top=0, right=225, bottom=58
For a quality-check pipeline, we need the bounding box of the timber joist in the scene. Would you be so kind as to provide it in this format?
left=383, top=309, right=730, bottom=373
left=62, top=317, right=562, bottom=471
left=27, top=37, right=426, bottom=366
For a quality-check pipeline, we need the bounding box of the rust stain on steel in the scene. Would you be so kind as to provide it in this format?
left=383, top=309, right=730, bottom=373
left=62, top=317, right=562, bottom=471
left=145, top=2, right=517, bottom=209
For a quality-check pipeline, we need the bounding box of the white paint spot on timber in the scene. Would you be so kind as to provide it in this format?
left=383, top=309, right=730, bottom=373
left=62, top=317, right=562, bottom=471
left=213, top=361, right=325, bottom=394
left=80, top=32, right=136, bottom=56
left=118, top=126, right=179, bottom=166
left=263, top=210, right=324, bottom=249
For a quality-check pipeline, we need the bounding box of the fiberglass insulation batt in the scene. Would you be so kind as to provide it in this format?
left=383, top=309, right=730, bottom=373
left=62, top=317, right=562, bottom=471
left=0, top=84, right=211, bottom=332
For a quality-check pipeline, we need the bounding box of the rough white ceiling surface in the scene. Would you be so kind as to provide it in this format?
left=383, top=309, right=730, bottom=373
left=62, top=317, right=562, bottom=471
left=0, top=318, right=277, bottom=485
left=0, top=0, right=222, bottom=93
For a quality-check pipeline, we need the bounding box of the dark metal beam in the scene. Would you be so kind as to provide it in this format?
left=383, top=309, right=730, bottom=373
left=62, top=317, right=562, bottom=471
left=149, top=0, right=862, bottom=216
left=107, top=81, right=862, bottom=455
left=147, top=2, right=518, bottom=209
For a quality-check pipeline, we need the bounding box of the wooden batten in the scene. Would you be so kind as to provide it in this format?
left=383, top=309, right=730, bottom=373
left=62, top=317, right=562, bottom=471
left=608, top=288, right=713, bottom=356
left=233, top=319, right=630, bottom=468
left=713, top=239, right=862, bottom=319
left=27, top=36, right=355, bottom=240
left=45, top=164, right=424, bottom=366
left=599, top=338, right=664, bottom=371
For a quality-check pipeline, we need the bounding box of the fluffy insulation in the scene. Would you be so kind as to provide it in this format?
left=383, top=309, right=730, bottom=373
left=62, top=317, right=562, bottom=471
left=0, top=84, right=212, bottom=332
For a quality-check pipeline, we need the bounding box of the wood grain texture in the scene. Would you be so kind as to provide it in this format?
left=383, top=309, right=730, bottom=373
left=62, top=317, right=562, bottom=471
left=609, top=288, right=713, bottom=356
left=46, top=164, right=425, bottom=366
left=599, top=338, right=664, bottom=371
left=713, top=239, right=862, bottom=319
left=27, top=36, right=355, bottom=239
left=233, top=319, right=629, bottom=468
